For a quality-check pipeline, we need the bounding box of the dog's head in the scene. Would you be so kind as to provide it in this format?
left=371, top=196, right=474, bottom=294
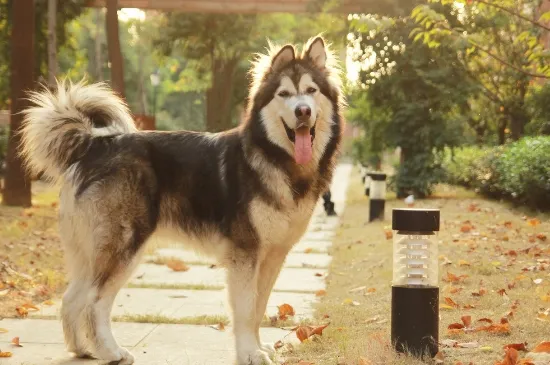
left=246, top=36, right=343, bottom=168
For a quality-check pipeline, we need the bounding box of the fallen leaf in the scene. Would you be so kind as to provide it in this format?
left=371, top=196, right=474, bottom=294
left=343, top=298, right=360, bottom=306
left=314, top=273, right=323, bottom=277
left=11, top=337, right=22, bottom=347
left=478, top=318, right=493, bottom=324
left=504, top=221, right=513, bottom=228
left=457, top=341, right=479, bottom=348
left=497, top=289, right=507, bottom=296
left=458, top=260, right=471, bottom=267
left=532, top=341, right=550, bottom=353
left=450, top=287, right=463, bottom=294
left=448, top=323, right=465, bottom=330
left=278, top=304, right=295, bottom=320
left=461, top=315, right=472, bottom=327
left=43, top=300, right=54, bottom=306
left=209, top=322, right=225, bottom=331
left=463, top=303, right=476, bottom=309
left=15, top=306, right=28, bottom=317
left=295, top=324, right=329, bottom=342
left=527, top=218, right=541, bottom=227
left=440, top=304, right=455, bottom=310
left=274, top=340, right=284, bottom=349
left=0, top=351, right=13, bottom=358
left=503, top=343, right=527, bottom=351
left=444, top=297, right=460, bottom=308
left=495, top=348, right=518, bottom=365
left=384, top=230, right=393, bottom=240
left=165, top=259, right=189, bottom=272
left=315, top=290, right=326, bottom=297
left=443, top=272, right=469, bottom=283
left=434, top=351, right=444, bottom=364
left=298, top=361, right=314, bottom=365
left=472, top=287, right=487, bottom=297
left=0, top=329, right=7, bottom=333
left=461, top=223, right=474, bottom=233
left=476, top=322, right=510, bottom=334
left=536, top=233, right=547, bottom=241
left=367, top=288, right=376, bottom=293
left=304, top=248, right=313, bottom=254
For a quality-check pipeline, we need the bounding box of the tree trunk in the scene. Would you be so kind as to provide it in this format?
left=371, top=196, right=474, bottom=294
left=205, top=58, right=238, bottom=132
left=497, top=116, right=507, bottom=145
left=47, top=0, right=57, bottom=86
left=95, top=8, right=103, bottom=81
left=2, top=0, right=34, bottom=207
left=106, top=0, right=125, bottom=98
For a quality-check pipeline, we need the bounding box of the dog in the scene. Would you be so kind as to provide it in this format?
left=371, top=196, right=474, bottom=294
left=20, top=36, right=344, bottom=365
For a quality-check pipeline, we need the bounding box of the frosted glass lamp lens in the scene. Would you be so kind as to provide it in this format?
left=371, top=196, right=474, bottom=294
left=393, top=233, right=438, bottom=287
left=370, top=180, right=386, bottom=199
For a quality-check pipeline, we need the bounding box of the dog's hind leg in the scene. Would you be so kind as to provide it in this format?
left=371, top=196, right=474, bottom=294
left=254, top=247, right=288, bottom=357
left=227, top=250, right=273, bottom=365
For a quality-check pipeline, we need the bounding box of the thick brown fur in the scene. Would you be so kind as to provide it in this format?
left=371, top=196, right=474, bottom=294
left=19, top=36, right=344, bottom=365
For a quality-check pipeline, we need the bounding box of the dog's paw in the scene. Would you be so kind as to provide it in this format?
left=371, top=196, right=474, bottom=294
left=260, top=342, right=276, bottom=357
left=101, top=347, right=134, bottom=365
left=237, top=349, right=273, bottom=365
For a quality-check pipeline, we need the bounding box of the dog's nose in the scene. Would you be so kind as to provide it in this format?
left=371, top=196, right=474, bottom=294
left=295, top=105, right=311, bottom=119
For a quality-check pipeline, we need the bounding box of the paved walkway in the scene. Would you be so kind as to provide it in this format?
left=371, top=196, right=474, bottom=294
left=0, top=163, right=353, bottom=365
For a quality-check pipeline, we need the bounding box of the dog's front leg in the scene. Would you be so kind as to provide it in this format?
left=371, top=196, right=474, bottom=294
left=254, top=247, right=289, bottom=357
left=227, top=253, right=273, bottom=365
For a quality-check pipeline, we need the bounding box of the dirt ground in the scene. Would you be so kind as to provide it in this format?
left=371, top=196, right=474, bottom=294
left=287, top=167, right=550, bottom=365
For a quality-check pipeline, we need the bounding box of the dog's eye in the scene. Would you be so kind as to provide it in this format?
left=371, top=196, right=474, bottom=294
left=278, top=90, right=290, bottom=98
left=306, top=87, right=317, bottom=94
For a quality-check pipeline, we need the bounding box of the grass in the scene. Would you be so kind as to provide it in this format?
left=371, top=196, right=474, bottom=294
left=112, top=313, right=230, bottom=326
left=0, top=182, right=66, bottom=318
left=286, top=167, right=550, bottom=365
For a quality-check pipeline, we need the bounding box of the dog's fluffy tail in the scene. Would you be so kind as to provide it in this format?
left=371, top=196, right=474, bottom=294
left=21, top=81, right=137, bottom=183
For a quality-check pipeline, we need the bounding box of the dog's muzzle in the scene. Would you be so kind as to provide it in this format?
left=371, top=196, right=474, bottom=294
left=281, top=118, right=316, bottom=144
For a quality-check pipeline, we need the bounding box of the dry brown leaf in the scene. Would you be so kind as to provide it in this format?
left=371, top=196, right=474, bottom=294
left=450, top=287, right=463, bottom=294
left=443, top=272, right=469, bottom=283
left=278, top=304, right=295, bottom=320
left=367, top=288, right=376, bottom=293
left=448, top=323, right=464, bottom=330
left=461, top=315, right=472, bottom=327
left=527, top=218, right=541, bottom=227
left=497, top=289, right=507, bottom=296
left=475, top=322, right=510, bottom=334
left=463, top=304, right=476, bottom=309
left=15, top=306, right=28, bottom=317
left=43, top=300, right=54, bottom=306
left=461, top=222, right=474, bottom=233
left=503, top=343, right=527, bottom=352
left=314, top=273, right=324, bottom=277
left=274, top=340, right=284, bottom=350
left=11, top=337, right=22, bottom=347
left=315, top=290, right=326, bottom=297
left=304, top=248, right=313, bottom=254
left=458, top=260, right=471, bottom=267
left=0, top=351, right=13, bottom=358
left=384, top=230, right=393, bottom=240
left=444, top=297, right=460, bottom=308
left=495, top=347, right=518, bottom=365
left=166, top=259, right=189, bottom=272
left=298, top=361, right=314, bottom=365
left=504, top=221, right=513, bottom=228
left=532, top=341, right=550, bottom=353
left=472, top=287, right=487, bottom=296
left=295, top=324, right=329, bottom=342
left=536, top=233, right=547, bottom=241
left=478, top=318, right=493, bottom=324
left=433, top=351, right=444, bottom=364
left=209, top=322, right=225, bottom=331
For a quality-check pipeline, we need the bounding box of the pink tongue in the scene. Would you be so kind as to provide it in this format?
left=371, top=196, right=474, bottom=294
left=294, top=127, right=312, bottom=165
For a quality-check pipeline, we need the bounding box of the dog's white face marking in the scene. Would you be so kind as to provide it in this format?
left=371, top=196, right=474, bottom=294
left=260, top=73, right=334, bottom=166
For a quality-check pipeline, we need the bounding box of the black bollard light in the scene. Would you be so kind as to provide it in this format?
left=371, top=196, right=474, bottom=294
left=367, top=172, right=386, bottom=221
left=391, top=208, right=440, bottom=359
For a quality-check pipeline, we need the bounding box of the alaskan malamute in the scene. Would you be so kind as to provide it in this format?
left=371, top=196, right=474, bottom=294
left=20, top=36, right=344, bottom=365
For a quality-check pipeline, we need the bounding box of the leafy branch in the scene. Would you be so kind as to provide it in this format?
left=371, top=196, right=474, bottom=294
left=470, top=0, right=550, bottom=32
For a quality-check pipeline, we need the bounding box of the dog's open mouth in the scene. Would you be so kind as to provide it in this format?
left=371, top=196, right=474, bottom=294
left=281, top=118, right=316, bottom=144
left=281, top=118, right=315, bottom=165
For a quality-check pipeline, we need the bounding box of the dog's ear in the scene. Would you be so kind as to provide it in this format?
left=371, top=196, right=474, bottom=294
left=271, top=45, right=295, bottom=71
left=304, top=36, right=327, bottom=69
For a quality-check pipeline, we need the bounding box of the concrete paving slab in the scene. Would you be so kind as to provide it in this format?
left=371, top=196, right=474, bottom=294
left=150, top=248, right=332, bottom=269
left=0, top=319, right=157, bottom=347
left=303, top=230, right=335, bottom=241
left=31, top=289, right=317, bottom=321
left=292, top=239, right=332, bottom=253
left=0, top=321, right=295, bottom=365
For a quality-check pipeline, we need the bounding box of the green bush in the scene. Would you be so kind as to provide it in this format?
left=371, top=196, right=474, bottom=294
left=443, top=137, right=550, bottom=209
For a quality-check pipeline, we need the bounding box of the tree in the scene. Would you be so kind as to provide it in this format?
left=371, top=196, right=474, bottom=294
left=106, top=0, right=125, bottom=98
left=47, top=0, right=57, bottom=85
left=3, top=0, right=34, bottom=207
left=410, top=0, right=550, bottom=142
left=349, top=9, right=473, bottom=197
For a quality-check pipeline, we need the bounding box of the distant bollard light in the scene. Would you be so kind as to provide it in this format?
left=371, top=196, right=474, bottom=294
left=391, top=208, right=440, bottom=359
left=367, top=172, right=386, bottom=221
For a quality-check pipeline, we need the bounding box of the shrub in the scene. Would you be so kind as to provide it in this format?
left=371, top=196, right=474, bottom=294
left=443, top=137, right=550, bottom=209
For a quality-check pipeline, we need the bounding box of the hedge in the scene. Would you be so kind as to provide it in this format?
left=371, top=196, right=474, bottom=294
left=442, top=137, right=550, bottom=210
